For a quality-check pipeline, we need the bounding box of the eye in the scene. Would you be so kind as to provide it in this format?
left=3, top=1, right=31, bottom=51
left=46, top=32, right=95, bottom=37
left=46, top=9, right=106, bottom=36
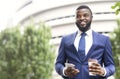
left=76, top=15, right=81, bottom=18
left=84, top=14, right=89, bottom=17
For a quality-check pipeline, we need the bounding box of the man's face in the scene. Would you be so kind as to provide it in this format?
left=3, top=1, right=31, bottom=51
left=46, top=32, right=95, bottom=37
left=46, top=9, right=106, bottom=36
left=75, top=8, right=92, bottom=32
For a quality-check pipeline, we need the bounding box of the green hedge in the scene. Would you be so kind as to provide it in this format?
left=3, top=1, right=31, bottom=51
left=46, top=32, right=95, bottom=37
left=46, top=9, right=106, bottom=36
left=0, top=23, right=55, bottom=79
left=110, top=19, right=120, bottom=79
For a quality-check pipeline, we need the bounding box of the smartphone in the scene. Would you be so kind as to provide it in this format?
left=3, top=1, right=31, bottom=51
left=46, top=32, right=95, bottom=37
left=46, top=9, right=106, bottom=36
left=65, top=63, right=75, bottom=68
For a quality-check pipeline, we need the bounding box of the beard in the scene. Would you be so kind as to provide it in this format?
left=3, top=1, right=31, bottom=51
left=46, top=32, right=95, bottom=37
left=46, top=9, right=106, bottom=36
left=75, top=21, right=91, bottom=32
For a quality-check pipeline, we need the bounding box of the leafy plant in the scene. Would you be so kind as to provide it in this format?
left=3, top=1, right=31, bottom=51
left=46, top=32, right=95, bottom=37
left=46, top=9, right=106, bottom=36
left=0, top=23, right=55, bottom=79
left=110, top=19, right=120, bottom=79
left=111, top=2, right=120, bottom=15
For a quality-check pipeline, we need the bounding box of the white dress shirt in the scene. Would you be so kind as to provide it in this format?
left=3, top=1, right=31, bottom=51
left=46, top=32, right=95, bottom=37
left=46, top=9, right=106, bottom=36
left=74, top=29, right=93, bottom=55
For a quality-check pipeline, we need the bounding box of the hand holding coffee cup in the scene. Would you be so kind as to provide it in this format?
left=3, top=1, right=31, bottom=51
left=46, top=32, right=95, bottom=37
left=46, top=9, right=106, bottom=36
left=88, top=59, right=105, bottom=76
left=88, top=58, right=98, bottom=76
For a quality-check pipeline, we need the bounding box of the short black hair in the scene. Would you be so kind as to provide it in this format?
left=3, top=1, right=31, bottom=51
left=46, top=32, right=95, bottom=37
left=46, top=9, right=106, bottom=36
left=76, top=5, right=92, bottom=15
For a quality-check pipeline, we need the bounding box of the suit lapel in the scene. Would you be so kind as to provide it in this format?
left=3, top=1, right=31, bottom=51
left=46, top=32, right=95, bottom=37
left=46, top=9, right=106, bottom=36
left=85, top=31, right=98, bottom=60
left=69, top=31, right=89, bottom=63
left=68, top=32, right=77, bottom=53
left=67, top=31, right=99, bottom=62
left=68, top=32, right=83, bottom=62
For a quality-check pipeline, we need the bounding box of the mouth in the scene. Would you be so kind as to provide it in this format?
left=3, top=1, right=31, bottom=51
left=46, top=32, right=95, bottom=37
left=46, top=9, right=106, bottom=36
left=80, top=21, right=87, bottom=27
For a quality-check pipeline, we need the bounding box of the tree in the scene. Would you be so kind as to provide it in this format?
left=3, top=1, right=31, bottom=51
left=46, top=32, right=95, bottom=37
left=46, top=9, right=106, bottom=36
left=111, top=2, right=120, bottom=79
left=0, top=23, right=55, bottom=79
left=110, top=19, right=120, bottom=79
left=111, top=1, right=120, bottom=15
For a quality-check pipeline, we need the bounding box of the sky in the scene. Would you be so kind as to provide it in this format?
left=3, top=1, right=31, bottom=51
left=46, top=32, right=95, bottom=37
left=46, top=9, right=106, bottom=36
left=0, top=0, right=22, bottom=30
left=0, top=0, right=51, bottom=30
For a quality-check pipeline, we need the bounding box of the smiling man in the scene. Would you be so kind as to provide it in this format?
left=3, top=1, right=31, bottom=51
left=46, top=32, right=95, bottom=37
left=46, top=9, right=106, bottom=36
left=55, top=5, right=115, bottom=79
left=75, top=5, right=92, bottom=32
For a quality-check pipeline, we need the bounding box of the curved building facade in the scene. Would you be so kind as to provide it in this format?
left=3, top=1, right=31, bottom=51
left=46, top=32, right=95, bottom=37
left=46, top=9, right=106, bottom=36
left=13, top=0, right=119, bottom=79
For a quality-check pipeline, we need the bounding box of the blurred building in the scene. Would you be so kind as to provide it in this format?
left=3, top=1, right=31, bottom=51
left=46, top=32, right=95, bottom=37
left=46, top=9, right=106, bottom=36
left=12, top=0, right=119, bottom=79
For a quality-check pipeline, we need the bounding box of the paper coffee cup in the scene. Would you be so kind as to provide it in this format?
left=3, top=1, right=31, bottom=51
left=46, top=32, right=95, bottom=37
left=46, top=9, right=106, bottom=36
left=88, top=59, right=98, bottom=76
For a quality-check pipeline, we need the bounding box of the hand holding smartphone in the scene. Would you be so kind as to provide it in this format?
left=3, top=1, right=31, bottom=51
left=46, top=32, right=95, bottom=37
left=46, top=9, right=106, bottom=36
left=64, top=63, right=79, bottom=78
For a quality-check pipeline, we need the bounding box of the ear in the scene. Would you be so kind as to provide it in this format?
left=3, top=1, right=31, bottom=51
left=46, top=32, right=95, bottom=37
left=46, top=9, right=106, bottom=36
left=91, top=15, right=93, bottom=18
left=91, top=15, right=93, bottom=20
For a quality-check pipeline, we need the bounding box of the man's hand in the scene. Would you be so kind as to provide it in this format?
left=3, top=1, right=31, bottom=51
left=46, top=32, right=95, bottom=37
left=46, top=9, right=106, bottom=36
left=89, top=62, right=105, bottom=76
left=64, top=67, right=79, bottom=78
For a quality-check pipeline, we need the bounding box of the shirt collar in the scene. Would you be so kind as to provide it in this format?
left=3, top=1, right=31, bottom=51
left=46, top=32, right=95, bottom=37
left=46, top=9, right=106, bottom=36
left=77, top=29, right=92, bottom=37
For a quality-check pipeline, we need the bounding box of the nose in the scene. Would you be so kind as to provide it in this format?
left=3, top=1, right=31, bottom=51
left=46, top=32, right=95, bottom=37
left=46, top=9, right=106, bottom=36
left=80, top=16, right=85, bottom=20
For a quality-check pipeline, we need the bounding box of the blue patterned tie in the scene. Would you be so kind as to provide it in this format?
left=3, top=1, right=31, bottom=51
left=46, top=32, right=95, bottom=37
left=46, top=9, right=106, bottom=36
left=78, top=32, right=86, bottom=60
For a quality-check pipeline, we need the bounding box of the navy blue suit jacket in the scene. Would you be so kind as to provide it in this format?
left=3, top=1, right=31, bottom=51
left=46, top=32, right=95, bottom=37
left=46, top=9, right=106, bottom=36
left=55, top=31, right=115, bottom=79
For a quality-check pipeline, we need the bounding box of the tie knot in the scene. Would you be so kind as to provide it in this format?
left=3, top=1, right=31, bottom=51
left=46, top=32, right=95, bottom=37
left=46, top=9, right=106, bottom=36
left=81, top=32, right=86, bottom=36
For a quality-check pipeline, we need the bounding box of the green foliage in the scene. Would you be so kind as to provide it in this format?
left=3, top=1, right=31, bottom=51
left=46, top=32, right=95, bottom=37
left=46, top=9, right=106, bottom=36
left=110, top=19, right=120, bottom=79
left=0, top=23, right=55, bottom=79
left=111, top=2, right=120, bottom=15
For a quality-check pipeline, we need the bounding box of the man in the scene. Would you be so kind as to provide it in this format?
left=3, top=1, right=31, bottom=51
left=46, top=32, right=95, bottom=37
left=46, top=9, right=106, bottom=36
left=55, top=5, right=115, bottom=79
